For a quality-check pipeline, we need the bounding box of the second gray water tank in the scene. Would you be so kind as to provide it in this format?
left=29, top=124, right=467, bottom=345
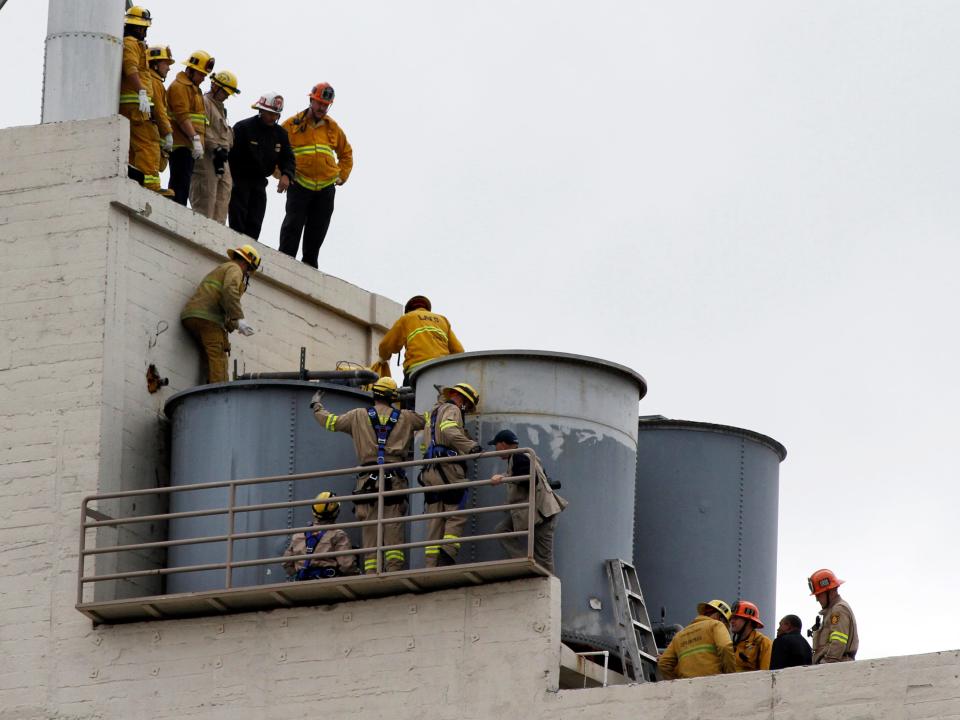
left=411, top=350, right=647, bottom=652
left=164, top=380, right=371, bottom=593
left=633, top=418, right=786, bottom=630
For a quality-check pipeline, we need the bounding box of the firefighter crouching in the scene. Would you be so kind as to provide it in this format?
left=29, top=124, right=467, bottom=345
left=310, top=378, right=427, bottom=573
left=419, top=383, right=482, bottom=567
left=809, top=568, right=859, bottom=663
left=282, top=492, right=359, bottom=580
left=729, top=600, right=772, bottom=672
left=658, top=599, right=736, bottom=680
left=179, top=244, right=259, bottom=384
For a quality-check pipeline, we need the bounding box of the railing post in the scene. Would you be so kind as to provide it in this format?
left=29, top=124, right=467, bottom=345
left=225, top=483, right=236, bottom=588
left=376, top=466, right=385, bottom=575
left=77, top=498, right=88, bottom=607
left=526, top=450, right=537, bottom=563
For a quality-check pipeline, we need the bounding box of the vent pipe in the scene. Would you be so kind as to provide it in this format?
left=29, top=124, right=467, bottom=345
left=42, top=0, right=124, bottom=123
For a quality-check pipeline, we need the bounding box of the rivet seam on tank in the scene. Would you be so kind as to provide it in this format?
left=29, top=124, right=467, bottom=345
left=287, top=395, right=297, bottom=528
left=737, top=437, right=745, bottom=599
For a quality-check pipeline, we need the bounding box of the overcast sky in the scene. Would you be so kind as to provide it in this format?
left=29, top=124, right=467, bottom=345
left=3, top=1, right=958, bottom=660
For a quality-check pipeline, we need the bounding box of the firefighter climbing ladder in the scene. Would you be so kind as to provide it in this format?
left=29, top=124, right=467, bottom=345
left=605, top=558, right=659, bottom=683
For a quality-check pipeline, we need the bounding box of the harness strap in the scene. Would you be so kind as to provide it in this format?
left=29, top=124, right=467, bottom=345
left=367, top=407, right=401, bottom=465
left=295, top=529, right=326, bottom=581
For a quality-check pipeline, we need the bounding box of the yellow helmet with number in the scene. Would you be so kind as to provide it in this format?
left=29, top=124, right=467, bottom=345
left=227, top=244, right=262, bottom=272
left=124, top=6, right=152, bottom=27
left=312, top=491, right=340, bottom=519
left=184, top=50, right=215, bottom=76
left=211, top=70, right=240, bottom=96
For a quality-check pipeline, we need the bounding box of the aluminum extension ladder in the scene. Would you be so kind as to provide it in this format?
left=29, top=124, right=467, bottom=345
left=605, top=558, right=659, bottom=683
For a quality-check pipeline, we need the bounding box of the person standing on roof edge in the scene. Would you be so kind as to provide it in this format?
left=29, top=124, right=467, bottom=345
left=729, top=600, right=772, bottom=672
left=770, top=614, right=812, bottom=669
left=190, top=70, right=239, bottom=223
left=419, top=383, right=482, bottom=567
left=488, top=429, right=567, bottom=574
left=378, top=296, right=464, bottom=387
left=310, top=378, right=427, bottom=574
left=282, top=492, right=359, bottom=580
left=278, top=82, right=353, bottom=267
left=167, top=50, right=215, bottom=205
left=118, top=7, right=162, bottom=192
left=228, top=93, right=296, bottom=240
left=145, top=44, right=176, bottom=196
left=180, top=244, right=259, bottom=384
left=808, top=568, right=859, bottom=664
left=658, top=599, right=736, bottom=680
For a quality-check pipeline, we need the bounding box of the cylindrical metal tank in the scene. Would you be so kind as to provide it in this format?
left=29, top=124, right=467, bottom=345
left=164, top=380, right=370, bottom=593
left=411, top=351, right=647, bottom=652
left=633, top=419, right=786, bottom=631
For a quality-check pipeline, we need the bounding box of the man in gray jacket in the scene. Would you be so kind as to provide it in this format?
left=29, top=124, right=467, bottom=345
left=489, top=429, right=567, bottom=573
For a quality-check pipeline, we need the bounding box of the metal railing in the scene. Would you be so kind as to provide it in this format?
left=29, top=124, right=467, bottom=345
left=77, top=448, right=539, bottom=608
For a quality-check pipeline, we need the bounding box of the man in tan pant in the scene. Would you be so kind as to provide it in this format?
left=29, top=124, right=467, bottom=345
left=310, top=378, right=426, bottom=573
left=190, top=70, right=239, bottom=222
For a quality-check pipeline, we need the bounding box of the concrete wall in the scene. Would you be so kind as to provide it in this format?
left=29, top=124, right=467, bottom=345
left=0, top=116, right=401, bottom=603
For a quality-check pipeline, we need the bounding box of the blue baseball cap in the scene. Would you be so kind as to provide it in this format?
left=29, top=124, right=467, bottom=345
left=487, top=429, right=519, bottom=446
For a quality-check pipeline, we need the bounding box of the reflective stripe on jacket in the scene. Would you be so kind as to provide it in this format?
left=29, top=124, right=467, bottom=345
left=313, top=399, right=426, bottom=474
left=119, top=36, right=151, bottom=122
left=281, top=111, right=352, bottom=190
left=378, top=310, right=464, bottom=373
left=420, top=402, right=479, bottom=487
left=733, top=627, right=773, bottom=672
left=180, top=261, right=245, bottom=330
left=168, top=71, right=207, bottom=148
left=813, top=598, right=859, bottom=663
left=658, top=615, right=736, bottom=680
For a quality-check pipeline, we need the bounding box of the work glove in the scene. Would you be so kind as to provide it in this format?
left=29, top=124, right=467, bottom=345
left=162, top=133, right=173, bottom=153
left=310, top=390, right=325, bottom=409
left=213, top=147, right=230, bottom=176
left=468, top=446, right=483, bottom=455
left=237, top=319, right=255, bottom=336
left=191, top=135, right=204, bottom=160
left=137, top=89, right=151, bottom=114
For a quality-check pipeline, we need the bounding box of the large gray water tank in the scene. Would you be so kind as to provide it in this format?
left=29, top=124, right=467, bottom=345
left=164, top=380, right=370, bottom=593
left=633, top=419, right=786, bottom=631
left=411, top=350, right=647, bottom=652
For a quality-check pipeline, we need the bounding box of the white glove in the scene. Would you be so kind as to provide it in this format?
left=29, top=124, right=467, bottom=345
left=191, top=135, right=204, bottom=160
left=137, top=89, right=151, bottom=114
left=310, top=390, right=324, bottom=409
left=237, top=320, right=255, bottom=336
left=162, top=133, right=173, bottom=153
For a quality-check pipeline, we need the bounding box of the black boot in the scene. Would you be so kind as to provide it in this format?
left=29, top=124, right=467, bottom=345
left=437, top=549, right=457, bottom=567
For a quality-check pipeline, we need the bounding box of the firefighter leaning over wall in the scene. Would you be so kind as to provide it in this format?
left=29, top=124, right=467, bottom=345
left=310, top=378, right=427, bottom=573
left=179, top=244, right=259, bottom=384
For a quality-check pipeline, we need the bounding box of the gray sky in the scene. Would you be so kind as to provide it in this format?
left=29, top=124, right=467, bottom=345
left=3, top=1, right=958, bottom=659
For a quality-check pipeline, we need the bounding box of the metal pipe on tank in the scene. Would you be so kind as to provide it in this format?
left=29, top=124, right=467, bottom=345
left=235, top=370, right=378, bottom=384
left=411, top=350, right=647, bottom=654
left=42, top=0, right=124, bottom=123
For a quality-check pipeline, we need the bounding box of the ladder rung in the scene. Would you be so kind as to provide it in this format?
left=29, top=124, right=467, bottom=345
left=638, top=650, right=659, bottom=664
left=627, top=590, right=645, bottom=601
left=632, top=620, right=652, bottom=633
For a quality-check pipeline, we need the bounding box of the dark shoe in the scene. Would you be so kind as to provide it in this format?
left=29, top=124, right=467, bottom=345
left=437, top=549, right=457, bottom=567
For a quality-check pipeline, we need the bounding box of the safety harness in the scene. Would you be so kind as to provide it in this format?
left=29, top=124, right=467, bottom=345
left=356, top=408, right=406, bottom=506
left=294, top=529, right=337, bottom=581
left=421, top=405, right=467, bottom=505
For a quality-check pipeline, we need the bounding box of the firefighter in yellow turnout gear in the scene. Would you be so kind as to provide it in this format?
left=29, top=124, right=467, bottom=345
left=282, top=492, right=359, bottom=580
left=378, top=296, right=464, bottom=386
left=118, top=7, right=161, bottom=191
left=146, top=45, right=175, bottom=193
left=729, top=600, right=773, bottom=672
left=167, top=50, right=215, bottom=205
left=180, top=244, right=260, bottom=384
left=658, top=599, right=736, bottom=680
left=311, top=378, right=426, bottom=573
left=419, top=383, right=482, bottom=567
